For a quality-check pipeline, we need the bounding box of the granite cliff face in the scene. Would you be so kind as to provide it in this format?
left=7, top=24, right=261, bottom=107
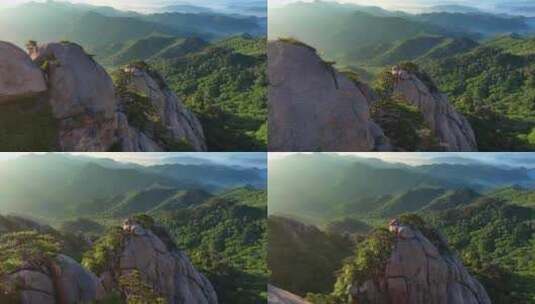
left=391, top=67, right=477, bottom=152
left=97, top=218, right=218, bottom=304
left=30, top=42, right=118, bottom=151
left=349, top=221, right=491, bottom=304
left=0, top=40, right=206, bottom=151
left=0, top=42, right=47, bottom=103
left=268, top=40, right=390, bottom=152
left=268, top=40, right=478, bottom=152
left=117, top=65, right=207, bottom=152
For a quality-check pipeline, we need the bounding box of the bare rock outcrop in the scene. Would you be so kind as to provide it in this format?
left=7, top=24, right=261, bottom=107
left=0, top=40, right=206, bottom=152
left=116, top=64, right=206, bottom=151
left=1, top=255, right=104, bottom=304
left=350, top=221, right=491, bottom=304
left=391, top=66, right=477, bottom=151
left=0, top=216, right=104, bottom=304
left=0, top=42, right=47, bottom=103
left=30, top=42, right=118, bottom=151
left=97, top=217, right=217, bottom=304
left=268, top=40, right=390, bottom=152
left=268, top=285, right=311, bottom=304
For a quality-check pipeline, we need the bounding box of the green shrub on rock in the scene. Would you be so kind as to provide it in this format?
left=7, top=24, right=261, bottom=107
left=333, top=228, right=395, bottom=300
left=118, top=270, right=167, bottom=304
left=371, top=96, right=439, bottom=151
left=81, top=227, right=124, bottom=276
left=0, top=231, right=62, bottom=276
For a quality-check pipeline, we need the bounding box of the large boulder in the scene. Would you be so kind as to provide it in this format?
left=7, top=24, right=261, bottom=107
left=30, top=42, right=118, bottom=151
left=98, top=218, right=218, bottom=304
left=391, top=67, right=477, bottom=151
left=117, top=64, right=206, bottom=151
left=0, top=41, right=47, bottom=103
left=268, top=40, right=389, bottom=152
left=1, top=256, right=104, bottom=304
left=350, top=223, right=491, bottom=304
left=268, top=285, right=311, bottom=304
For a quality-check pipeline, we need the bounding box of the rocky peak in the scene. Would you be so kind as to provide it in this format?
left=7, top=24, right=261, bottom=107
left=93, top=216, right=218, bottom=304
left=30, top=41, right=118, bottom=151
left=390, top=66, right=477, bottom=151
left=0, top=41, right=47, bottom=103
left=116, top=62, right=207, bottom=151
left=348, top=219, right=491, bottom=304
left=268, top=39, right=390, bottom=151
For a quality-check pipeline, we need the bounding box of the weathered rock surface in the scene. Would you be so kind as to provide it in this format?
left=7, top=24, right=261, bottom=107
left=0, top=42, right=47, bottom=103
left=118, top=65, right=206, bottom=151
left=350, top=223, right=491, bottom=304
left=268, top=285, right=311, bottom=304
left=1, top=255, right=104, bottom=304
left=391, top=67, right=477, bottom=152
left=0, top=40, right=206, bottom=152
left=102, top=218, right=218, bottom=304
left=0, top=216, right=104, bottom=304
left=30, top=42, right=118, bottom=151
left=268, top=40, right=390, bottom=152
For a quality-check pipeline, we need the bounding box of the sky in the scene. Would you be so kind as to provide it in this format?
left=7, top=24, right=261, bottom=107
left=0, top=152, right=267, bottom=167
left=268, top=0, right=533, bottom=15
left=270, top=152, right=535, bottom=168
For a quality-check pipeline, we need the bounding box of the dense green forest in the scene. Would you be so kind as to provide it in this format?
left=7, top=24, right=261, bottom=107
left=158, top=188, right=268, bottom=303
left=104, top=34, right=267, bottom=151
left=268, top=154, right=535, bottom=303
left=151, top=35, right=267, bottom=151
left=422, top=35, right=535, bottom=151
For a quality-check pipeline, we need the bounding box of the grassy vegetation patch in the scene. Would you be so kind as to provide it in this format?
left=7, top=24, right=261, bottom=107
left=331, top=228, right=395, bottom=301
left=370, top=95, right=439, bottom=151
left=0, top=231, right=61, bottom=276
left=81, top=227, right=124, bottom=276
left=118, top=270, right=167, bottom=304
left=278, top=37, right=317, bottom=52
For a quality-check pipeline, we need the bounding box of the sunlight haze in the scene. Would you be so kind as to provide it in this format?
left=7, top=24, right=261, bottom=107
left=269, top=0, right=532, bottom=15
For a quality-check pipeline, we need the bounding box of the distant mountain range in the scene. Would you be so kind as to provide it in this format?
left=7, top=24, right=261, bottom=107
left=0, top=153, right=267, bottom=217
left=268, top=153, right=534, bottom=222
left=269, top=0, right=534, bottom=65
left=0, top=0, right=266, bottom=54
